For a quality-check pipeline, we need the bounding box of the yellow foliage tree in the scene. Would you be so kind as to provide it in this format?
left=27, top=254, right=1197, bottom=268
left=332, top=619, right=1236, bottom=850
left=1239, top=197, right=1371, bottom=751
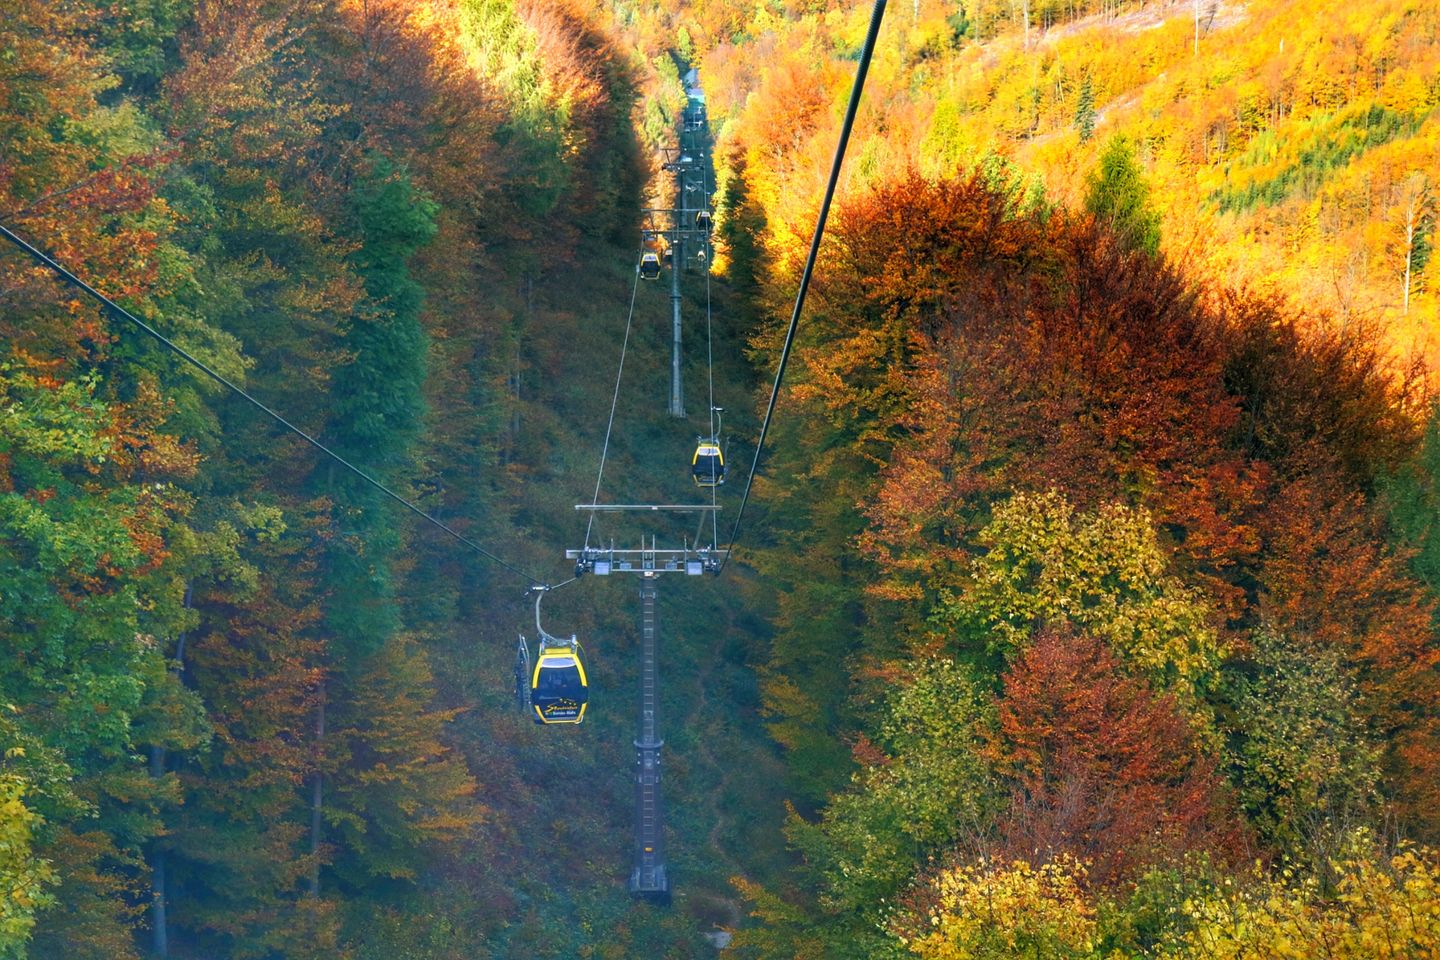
left=901, top=856, right=1097, bottom=960
left=701, top=0, right=1440, bottom=367
left=1178, top=834, right=1440, bottom=959
left=0, top=773, right=57, bottom=956
left=954, top=490, right=1226, bottom=704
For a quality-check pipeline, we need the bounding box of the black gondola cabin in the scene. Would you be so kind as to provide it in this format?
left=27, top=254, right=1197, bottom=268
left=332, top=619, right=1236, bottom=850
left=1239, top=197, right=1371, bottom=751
left=640, top=251, right=661, bottom=280
left=692, top=440, right=725, bottom=486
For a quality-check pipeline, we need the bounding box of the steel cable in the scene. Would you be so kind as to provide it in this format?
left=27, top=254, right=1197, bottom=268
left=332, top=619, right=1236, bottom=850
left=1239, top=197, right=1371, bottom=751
left=717, top=0, right=888, bottom=574
left=582, top=246, right=645, bottom=549
left=704, top=161, right=720, bottom=550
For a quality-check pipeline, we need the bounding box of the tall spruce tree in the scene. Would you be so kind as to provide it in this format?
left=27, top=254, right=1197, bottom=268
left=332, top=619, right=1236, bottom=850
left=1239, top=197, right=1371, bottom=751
left=1386, top=406, right=1440, bottom=603
left=1075, top=73, right=1096, bottom=142
left=1084, top=135, right=1162, bottom=256
left=325, top=155, right=438, bottom=657
left=307, top=156, right=438, bottom=905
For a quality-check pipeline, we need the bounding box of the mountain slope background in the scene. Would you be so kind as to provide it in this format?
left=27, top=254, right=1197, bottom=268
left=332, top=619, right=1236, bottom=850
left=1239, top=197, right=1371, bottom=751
left=636, top=0, right=1439, bottom=363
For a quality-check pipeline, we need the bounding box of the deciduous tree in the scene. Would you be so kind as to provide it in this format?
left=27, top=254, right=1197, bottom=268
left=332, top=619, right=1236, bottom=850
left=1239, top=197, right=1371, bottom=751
left=992, top=631, right=1242, bottom=885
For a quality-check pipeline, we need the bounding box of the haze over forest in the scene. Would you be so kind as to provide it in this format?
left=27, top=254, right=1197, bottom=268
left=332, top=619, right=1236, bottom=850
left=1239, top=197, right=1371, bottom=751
left=2, top=0, right=1439, bottom=957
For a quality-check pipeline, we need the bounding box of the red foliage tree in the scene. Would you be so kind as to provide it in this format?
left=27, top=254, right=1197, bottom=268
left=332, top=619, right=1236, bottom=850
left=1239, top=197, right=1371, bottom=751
left=1256, top=474, right=1440, bottom=836
left=0, top=0, right=165, bottom=361
left=991, top=630, right=1245, bottom=886
left=168, top=507, right=337, bottom=952
left=825, top=173, right=1269, bottom=620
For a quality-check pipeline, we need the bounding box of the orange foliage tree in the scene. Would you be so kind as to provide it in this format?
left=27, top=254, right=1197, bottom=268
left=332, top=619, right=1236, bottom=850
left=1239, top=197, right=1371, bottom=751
left=990, top=630, right=1244, bottom=886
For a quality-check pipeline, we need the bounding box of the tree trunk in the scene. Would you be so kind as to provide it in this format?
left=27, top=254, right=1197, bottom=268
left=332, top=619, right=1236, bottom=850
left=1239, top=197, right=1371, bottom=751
left=148, top=582, right=190, bottom=957
left=309, top=679, right=326, bottom=897
left=150, top=851, right=168, bottom=957
left=1403, top=211, right=1414, bottom=315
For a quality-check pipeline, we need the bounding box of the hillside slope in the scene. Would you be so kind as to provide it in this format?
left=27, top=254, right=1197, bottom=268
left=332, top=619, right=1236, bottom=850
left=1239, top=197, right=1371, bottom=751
left=578, top=1, right=1440, bottom=956
left=0, top=1, right=783, bottom=956
left=686, top=0, right=1439, bottom=364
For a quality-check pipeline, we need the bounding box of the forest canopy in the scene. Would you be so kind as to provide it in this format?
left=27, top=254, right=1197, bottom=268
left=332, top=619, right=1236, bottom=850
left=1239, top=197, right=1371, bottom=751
left=2, top=0, right=1439, bottom=958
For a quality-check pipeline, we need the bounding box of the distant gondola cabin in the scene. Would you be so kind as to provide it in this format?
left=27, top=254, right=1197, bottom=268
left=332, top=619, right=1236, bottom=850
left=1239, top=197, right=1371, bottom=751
left=531, top=639, right=588, bottom=724
left=692, top=440, right=725, bottom=486
left=695, top=210, right=712, bottom=235
left=640, top=251, right=661, bottom=280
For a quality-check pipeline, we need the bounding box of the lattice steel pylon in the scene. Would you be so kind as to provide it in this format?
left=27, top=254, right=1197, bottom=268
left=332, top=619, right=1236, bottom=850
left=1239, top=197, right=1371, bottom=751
left=570, top=514, right=724, bottom=901
left=654, top=89, right=714, bottom=419
left=575, top=80, right=722, bottom=906
left=630, top=576, right=668, bottom=901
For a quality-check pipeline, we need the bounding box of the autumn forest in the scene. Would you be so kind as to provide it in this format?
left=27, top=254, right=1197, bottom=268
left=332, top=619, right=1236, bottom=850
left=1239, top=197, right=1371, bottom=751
left=2, top=0, right=1440, bottom=957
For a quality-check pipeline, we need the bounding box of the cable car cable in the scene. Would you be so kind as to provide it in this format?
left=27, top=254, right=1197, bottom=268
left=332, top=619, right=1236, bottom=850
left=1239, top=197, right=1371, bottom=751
left=717, top=0, right=887, bottom=574
left=703, top=160, right=719, bottom=549
left=706, top=280, right=718, bottom=549
left=705, top=179, right=716, bottom=448
left=582, top=246, right=645, bottom=551
left=0, top=221, right=551, bottom=589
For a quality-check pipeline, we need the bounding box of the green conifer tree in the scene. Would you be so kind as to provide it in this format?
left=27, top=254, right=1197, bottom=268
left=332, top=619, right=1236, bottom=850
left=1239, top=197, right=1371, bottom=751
left=1084, top=135, right=1162, bottom=256
left=1386, top=406, right=1440, bottom=603
left=1075, top=73, right=1096, bottom=142
left=325, top=156, right=438, bottom=657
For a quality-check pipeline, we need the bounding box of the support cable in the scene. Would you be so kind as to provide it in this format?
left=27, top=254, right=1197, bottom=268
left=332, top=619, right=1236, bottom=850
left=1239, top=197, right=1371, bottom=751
left=0, top=221, right=551, bottom=588
left=583, top=246, right=645, bottom=549
left=705, top=174, right=716, bottom=443
left=718, top=0, right=887, bottom=574
left=704, top=160, right=719, bottom=550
